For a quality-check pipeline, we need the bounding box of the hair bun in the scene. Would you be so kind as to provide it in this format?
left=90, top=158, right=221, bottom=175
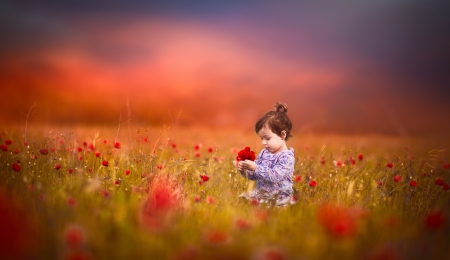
left=275, top=102, right=288, bottom=113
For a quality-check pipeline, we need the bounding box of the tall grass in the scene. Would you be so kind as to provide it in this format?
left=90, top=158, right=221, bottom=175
left=0, top=125, right=449, bottom=260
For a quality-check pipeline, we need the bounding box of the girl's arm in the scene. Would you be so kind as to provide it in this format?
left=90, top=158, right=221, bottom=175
left=255, top=153, right=294, bottom=183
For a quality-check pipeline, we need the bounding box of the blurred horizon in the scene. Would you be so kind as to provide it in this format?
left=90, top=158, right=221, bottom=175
left=1, top=0, right=450, bottom=136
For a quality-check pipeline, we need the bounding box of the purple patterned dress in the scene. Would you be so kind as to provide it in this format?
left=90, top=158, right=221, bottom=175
left=239, top=148, right=295, bottom=206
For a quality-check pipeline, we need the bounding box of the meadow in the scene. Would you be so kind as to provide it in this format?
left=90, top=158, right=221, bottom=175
left=0, top=124, right=449, bottom=260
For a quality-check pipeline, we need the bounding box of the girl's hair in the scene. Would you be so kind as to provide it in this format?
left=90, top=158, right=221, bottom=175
left=255, top=102, right=293, bottom=140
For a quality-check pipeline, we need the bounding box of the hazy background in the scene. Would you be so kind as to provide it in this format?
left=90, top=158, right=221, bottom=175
left=1, top=0, right=449, bottom=136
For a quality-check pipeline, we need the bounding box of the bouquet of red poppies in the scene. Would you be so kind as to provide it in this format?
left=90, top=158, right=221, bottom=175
left=236, top=147, right=256, bottom=162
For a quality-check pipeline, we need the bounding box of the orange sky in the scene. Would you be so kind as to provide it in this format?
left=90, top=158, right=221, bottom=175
left=1, top=1, right=449, bottom=136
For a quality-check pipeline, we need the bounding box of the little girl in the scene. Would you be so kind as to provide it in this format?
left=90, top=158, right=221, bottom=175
left=237, top=102, right=295, bottom=207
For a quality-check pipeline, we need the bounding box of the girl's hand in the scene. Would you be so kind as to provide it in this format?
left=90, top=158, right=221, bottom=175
left=239, top=160, right=257, bottom=171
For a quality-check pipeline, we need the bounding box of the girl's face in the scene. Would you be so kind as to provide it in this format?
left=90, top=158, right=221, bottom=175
left=257, top=125, right=287, bottom=154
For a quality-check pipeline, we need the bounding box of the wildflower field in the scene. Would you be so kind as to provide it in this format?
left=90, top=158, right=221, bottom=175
left=1, top=125, right=449, bottom=260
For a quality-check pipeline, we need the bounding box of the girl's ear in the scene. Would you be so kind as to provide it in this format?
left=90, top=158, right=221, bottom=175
left=281, top=130, right=287, bottom=140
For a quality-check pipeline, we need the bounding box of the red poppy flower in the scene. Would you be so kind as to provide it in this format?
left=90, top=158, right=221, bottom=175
left=195, top=151, right=201, bottom=158
left=309, top=180, right=317, bottom=187
left=444, top=184, right=449, bottom=191
left=377, top=181, right=383, bottom=187
left=171, top=143, right=176, bottom=148
left=321, top=157, right=326, bottom=165
left=294, top=175, right=302, bottom=183
left=67, top=197, right=77, bottom=207
left=207, top=196, right=215, bottom=204
left=14, top=148, right=19, bottom=154
left=386, top=162, right=393, bottom=168
left=208, top=147, right=213, bottom=153
left=424, top=211, right=446, bottom=230
left=95, top=151, right=101, bottom=157
left=200, top=174, right=209, bottom=182
left=409, top=180, right=417, bottom=187
left=204, top=230, right=230, bottom=245
left=358, top=154, right=364, bottom=160
left=235, top=219, right=252, bottom=230
left=24, top=141, right=29, bottom=146
left=12, top=163, right=21, bottom=172
left=39, top=149, right=48, bottom=155
left=194, top=195, right=201, bottom=202
left=317, top=204, right=358, bottom=239
left=77, top=147, right=83, bottom=152
left=5, top=139, right=12, bottom=145
left=64, top=224, right=85, bottom=248
left=125, top=169, right=131, bottom=175
left=102, top=160, right=109, bottom=167
left=1, top=144, right=7, bottom=151
left=55, top=164, right=61, bottom=170
left=236, top=147, right=256, bottom=162
left=102, top=190, right=110, bottom=198
left=114, top=142, right=121, bottom=149
left=157, top=164, right=162, bottom=170
left=393, top=175, right=402, bottom=183
left=114, top=179, right=120, bottom=185
left=435, top=178, right=444, bottom=186
left=194, top=144, right=200, bottom=150
left=68, top=169, right=73, bottom=174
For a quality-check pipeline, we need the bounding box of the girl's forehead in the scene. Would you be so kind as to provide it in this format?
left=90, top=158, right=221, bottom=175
left=258, top=126, right=274, bottom=135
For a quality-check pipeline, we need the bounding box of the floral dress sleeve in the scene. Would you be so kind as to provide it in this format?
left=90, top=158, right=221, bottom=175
left=254, top=152, right=295, bottom=183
